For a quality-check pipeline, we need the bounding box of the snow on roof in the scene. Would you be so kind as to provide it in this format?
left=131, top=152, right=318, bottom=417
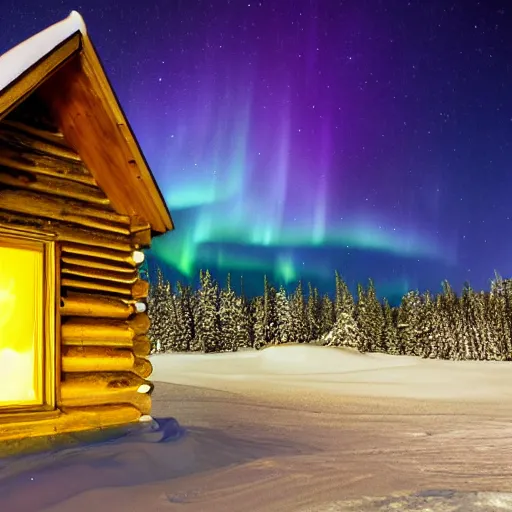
left=0, top=11, right=86, bottom=94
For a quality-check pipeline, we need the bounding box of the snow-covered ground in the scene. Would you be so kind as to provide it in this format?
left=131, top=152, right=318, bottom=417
left=2, top=344, right=512, bottom=511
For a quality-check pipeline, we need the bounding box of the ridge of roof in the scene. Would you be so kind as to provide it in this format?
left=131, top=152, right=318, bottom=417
left=0, top=11, right=86, bottom=94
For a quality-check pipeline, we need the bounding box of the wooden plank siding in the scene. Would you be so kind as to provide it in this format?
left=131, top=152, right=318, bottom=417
left=0, top=102, right=153, bottom=440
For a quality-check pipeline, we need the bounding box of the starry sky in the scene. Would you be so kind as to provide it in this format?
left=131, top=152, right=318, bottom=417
left=2, top=0, right=511, bottom=302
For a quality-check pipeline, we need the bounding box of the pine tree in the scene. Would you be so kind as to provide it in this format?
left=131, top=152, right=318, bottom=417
left=306, top=283, right=321, bottom=342
left=382, top=298, right=399, bottom=354
left=175, top=282, right=196, bottom=351
left=219, top=274, right=239, bottom=351
left=460, top=283, right=480, bottom=359
left=195, top=269, right=221, bottom=353
left=275, top=285, right=292, bottom=344
left=147, top=268, right=172, bottom=353
left=366, top=279, right=386, bottom=352
left=417, top=291, right=435, bottom=358
left=251, top=296, right=266, bottom=349
left=289, top=281, right=309, bottom=343
left=355, top=282, right=372, bottom=352
left=234, top=294, right=252, bottom=349
left=489, top=273, right=512, bottom=360
left=320, top=294, right=335, bottom=336
left=263, top=275, right=278, bottom=344
left=334, top=271, right=355, bottom=320
left=324, top=310, right=361, bottom=348
left=396, top=290, right=421, bottom=355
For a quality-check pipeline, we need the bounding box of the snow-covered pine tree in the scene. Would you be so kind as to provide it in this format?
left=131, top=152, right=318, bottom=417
left=289, top=281, right=309, bottom=343
left=175, top=281, right=196, bottom=351
left=251, top=296, right=266, bottom=349
left=382, top=298, right=399, bottom=354
left=234, top=295, right=252, bottom=349
left=263, top=275, right=279, bottom=344
left=334, top=271, right=355, bottom=320
left=428, top=293, right=448, bottom=359
left=489, top=272, right=512, bottom=360
left=218, top=274, right=239, bottom=351
left=430, top=282, right=456, bottom=359
left=366, top=279, right=385, bottom=352
left=396, top=290, right=422, bottom=355
left=417, top=291, right=435, bottom=358
left=440, top=280, right=461, bottom=359
left=478, top=291, right=499, bottom=360
left=306, top=283, right=321, bottom=342
left=324, top=310, right=361, bottom=348
left=322, top=273, right=360, bottom=348
left=320, top=294, right=335, bottom=337
left=147, top=267, right=172, bottom=353
left=355, top=282, right=373, bottom=352
left=275, top=285, right=292, bottom=344
left=460, top=283, right=480, bottom=360
left=195, top=269, right=221, bottom=353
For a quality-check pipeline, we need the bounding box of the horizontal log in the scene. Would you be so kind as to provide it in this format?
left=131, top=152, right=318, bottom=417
left=0, top=166, right=109, bottom=205
left=56, top=224, right=135, bottom=252
left=133, top=336, right=151, bottom=357
left=134, top=357, right=153, bottom=379
left=60, top=293, right=145, bottom=318
left=62, top=346, right=135, bottom=373
left=61, top=243, right=142, bottom=266
left=61, top=277, right=147, bottom=298
left=61, top=264, right=138, bottom=285
left=1, top=120, right=71, bottom=148
left=60, top=386, right=151, bottom=415
left=61, top=255, right=136, bottom=274
left=62, top=314, right=150, bottom=344
left=0, top=125, right=81, bottom=162
left=132, top=279, right=150, bottom=300
left=0, top=211, right=134, bottom=252
left=0, top=144, right=93, bottom=183
left=0, top=404, right=143, bottom=442
left=0, top=189, right=131, bottom=235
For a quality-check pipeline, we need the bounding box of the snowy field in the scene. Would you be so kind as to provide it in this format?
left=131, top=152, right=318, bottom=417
left=2, top=344, right=512, bottom=511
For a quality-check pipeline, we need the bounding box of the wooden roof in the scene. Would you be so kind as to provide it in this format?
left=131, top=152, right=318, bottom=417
left=0, top=12, right=174, bottom=234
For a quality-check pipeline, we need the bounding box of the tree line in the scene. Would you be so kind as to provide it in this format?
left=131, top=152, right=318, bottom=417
left=147, top=268, right=512, bottom=361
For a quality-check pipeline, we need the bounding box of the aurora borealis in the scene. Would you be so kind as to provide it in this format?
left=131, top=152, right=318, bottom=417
left=3, top=1, right=511, bottom=300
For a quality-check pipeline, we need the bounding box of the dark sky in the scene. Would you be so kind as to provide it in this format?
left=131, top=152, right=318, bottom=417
left=2, top=0, right=512, bottom=301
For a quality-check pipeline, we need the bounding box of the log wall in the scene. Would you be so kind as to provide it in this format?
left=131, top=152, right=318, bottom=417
left=0, top=102, right=154, bottom=440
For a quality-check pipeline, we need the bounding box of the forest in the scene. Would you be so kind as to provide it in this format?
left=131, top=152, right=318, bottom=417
left=147, top=268, right=512, bottom=361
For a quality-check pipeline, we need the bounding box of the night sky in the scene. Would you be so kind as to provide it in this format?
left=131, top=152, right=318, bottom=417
left=2, top=1, right=511, bottom=301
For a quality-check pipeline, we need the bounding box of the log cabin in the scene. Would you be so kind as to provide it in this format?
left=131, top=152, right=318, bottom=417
left=0, top=11, right=173, bottom=449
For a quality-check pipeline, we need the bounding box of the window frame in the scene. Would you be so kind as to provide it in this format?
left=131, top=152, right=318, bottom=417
left=0, top=228, right=57, bottom=414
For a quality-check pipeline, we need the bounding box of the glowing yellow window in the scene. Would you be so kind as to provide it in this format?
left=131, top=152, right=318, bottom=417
left=0, top=235, right=56, bottom=410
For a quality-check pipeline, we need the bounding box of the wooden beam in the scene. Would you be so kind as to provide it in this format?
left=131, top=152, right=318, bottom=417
left=61, top=255, right=136, bottom=274
left=60, top=293, right=145, bottom=318
left=61, top=277, right=147, bottom=298
left=61, top=243, right=143, bottom=266
left=62, top=346, right=136, bottom=373
left=0, top=166, right=109, bottom=205
left=0, top=405, right=143, bottom=442
left=0, top=123, right=81, bottom=162
left=0, top=146, right=96, bottom=186
left=0, top=189, right=130, bottom=235
left=61, top=314, right=150, bottom=345
left=0, top=119, right=70, bottom=147
left=61, top=265, right=138, bottom=285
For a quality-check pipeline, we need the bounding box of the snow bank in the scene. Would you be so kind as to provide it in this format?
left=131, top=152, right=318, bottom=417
left=151, top=343, right=512, bottom=401
left=0, top=11, right=86, bottom=93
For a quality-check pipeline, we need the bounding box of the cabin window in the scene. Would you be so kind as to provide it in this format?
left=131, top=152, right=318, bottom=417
left=0, top=234, right=56, bottom=411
